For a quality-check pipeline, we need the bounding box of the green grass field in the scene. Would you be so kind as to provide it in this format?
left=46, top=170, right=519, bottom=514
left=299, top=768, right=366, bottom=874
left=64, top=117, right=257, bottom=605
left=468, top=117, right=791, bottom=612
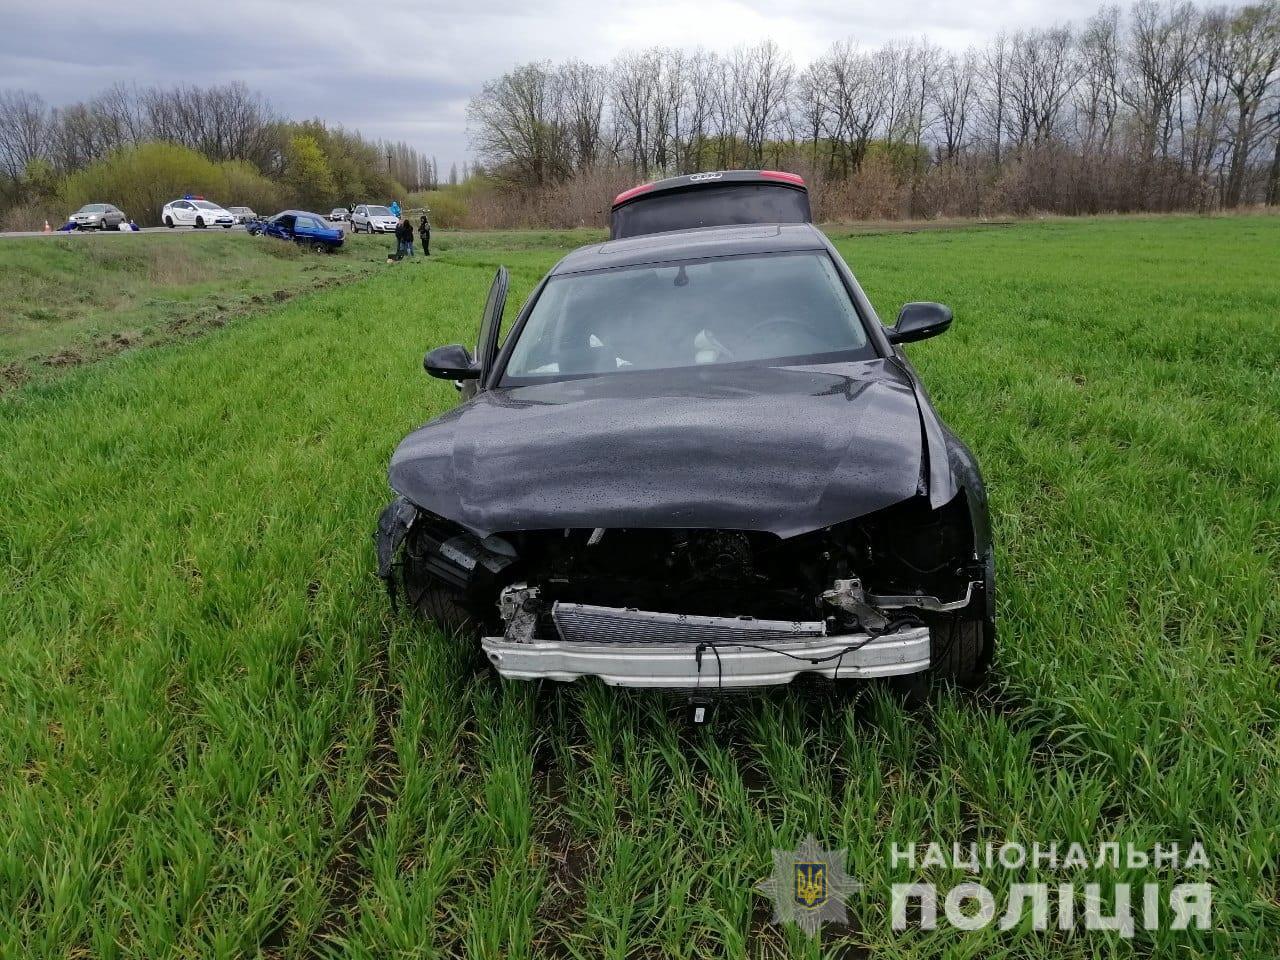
left=1, top=216, right=1277, bottom=958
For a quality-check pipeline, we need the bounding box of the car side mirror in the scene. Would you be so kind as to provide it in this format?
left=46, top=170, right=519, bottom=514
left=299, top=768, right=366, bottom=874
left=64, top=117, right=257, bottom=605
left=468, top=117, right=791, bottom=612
left=424, top=344, right=480, bottom=380
left=888, top=302, right=953, bottom=344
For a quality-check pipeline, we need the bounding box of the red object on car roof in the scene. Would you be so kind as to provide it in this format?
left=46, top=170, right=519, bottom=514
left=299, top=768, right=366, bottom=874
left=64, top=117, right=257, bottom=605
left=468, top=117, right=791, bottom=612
left=609, top=170, right=811, bottom=239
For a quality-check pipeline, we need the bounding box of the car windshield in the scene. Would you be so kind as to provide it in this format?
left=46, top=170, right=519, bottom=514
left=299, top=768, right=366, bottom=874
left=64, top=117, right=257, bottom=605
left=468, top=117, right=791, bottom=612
left=503, top=251, right=872, bottom=381
left=366, top=206, right=392, bottom=217
left=78, top=204, right=107, bottom=213
left=192, top=201, right=221, bottom=210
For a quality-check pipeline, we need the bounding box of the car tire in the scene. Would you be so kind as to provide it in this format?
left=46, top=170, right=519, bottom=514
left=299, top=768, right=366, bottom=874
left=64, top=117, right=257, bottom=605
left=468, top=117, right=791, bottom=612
left=223, top=224, right=232, bottom=229
left=414, top=585, right=476, bottom=639
left=311, top=241, right=327, bottom=253
left=930, top=617, right=990, bottom=688
left=195, top=217, right=205, bottom=229
left=400, top=538, right=480, bottom=640
left=165, top=217, right=173, bottom=228
left=880, top=617, right=990, bottom=707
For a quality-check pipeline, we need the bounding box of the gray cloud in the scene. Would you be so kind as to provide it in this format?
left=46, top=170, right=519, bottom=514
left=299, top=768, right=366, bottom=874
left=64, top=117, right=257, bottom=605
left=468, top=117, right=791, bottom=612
left=2, top=0, right=1106, bottom=169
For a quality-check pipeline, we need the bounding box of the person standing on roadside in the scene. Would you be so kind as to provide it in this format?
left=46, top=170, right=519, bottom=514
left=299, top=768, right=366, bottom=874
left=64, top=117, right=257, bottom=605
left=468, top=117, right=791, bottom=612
left=418, top=212, right=431, bottom=256
left=389, top=199, right=401, bottom=217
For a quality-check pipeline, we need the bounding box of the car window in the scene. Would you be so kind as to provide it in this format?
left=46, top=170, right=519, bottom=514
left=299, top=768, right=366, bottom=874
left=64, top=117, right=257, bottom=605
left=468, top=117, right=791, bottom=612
left=504, top=251, right=871, bottom=381
left=367, top=206, right=392, bottom=217
left=297, top=216, right=321, bottom=229
left=193, top=201, right=220, bottom=210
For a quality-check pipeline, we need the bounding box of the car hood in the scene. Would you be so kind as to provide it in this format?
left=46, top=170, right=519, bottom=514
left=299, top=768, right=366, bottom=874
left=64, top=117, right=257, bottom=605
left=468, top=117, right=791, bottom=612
left=389, top=360, right=925, bottom=539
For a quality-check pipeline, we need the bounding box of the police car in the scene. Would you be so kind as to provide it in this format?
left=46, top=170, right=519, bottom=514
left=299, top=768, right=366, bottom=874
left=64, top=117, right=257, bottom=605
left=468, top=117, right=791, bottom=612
left=162, top=196, right=236, bottom=229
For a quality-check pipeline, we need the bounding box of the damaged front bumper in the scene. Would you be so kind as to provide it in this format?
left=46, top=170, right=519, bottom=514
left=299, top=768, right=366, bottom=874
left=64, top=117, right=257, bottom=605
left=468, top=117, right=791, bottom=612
left=481, top=601, right=931, bottom=689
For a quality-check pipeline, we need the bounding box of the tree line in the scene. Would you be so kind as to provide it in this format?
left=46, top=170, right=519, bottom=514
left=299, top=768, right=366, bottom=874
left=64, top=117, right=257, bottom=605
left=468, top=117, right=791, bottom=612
left=0, top=82, right=446, bottom=226
left=468, top=0, right=1280, bottom=220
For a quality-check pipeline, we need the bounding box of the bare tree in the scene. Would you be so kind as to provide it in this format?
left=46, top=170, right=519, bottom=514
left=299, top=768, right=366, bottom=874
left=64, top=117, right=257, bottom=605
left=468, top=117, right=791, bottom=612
left=1123, top=0, right=1200, bottom=159
left=1212, top=1, right=1280, bottom=205
left=558, top=60, right=608, bottom=171
left=978, top=32, right=1013, bottom=163
left=612, top=50, right=661, bottom=176
left=1075, top=7, right=1124, bottom=156
left=0, top=89, right=48, bottom=183
left=934, top=50, right=977, bottom=160
left=1008, top=26, right=1080, bottom=148
left=468, top=62, right=564, bottom=185
left=731, top=41, right=795, bottom=166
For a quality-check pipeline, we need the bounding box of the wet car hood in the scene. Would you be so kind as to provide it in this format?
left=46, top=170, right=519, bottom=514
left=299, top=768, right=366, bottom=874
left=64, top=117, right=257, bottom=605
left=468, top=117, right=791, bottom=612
left=389, top=360, right=925, bottom=539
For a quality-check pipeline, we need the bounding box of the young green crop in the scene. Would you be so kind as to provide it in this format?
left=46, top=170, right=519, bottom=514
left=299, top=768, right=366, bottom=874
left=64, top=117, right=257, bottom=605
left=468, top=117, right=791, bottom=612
left=0, top=216, right=1276, bottom=957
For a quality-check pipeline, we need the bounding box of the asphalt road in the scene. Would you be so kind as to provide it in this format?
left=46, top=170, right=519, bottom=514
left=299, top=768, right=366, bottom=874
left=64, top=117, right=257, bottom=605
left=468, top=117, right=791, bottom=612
left=0, top=220, right=359, bottom=239
left=0, top=224, right=254, bottom=239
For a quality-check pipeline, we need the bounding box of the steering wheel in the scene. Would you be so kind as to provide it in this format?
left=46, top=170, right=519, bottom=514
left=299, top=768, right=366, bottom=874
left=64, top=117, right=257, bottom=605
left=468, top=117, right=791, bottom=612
left=744, top=316, right=824, bottom=348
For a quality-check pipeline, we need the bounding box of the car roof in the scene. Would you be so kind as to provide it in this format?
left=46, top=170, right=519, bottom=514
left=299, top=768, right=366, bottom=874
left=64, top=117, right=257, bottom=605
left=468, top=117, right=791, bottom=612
left=551, top=222, right=828, bottom=276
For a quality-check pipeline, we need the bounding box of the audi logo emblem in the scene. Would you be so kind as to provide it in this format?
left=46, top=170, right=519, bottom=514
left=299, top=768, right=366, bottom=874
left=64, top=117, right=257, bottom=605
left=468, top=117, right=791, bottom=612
left=688, top=172, right=723, bottom=182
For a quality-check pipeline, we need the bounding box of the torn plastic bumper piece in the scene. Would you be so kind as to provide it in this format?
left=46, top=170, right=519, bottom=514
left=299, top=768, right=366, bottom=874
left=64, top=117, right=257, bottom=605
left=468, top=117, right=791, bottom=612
left=481, top=602, right=930, bottom=689
left=373, top=496, right=417, bottom=607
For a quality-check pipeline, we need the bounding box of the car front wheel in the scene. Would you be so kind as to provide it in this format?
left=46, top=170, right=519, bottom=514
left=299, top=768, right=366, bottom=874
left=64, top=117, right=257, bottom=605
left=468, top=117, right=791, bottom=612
left=164, top=217, right=173, bottom=228
left=883, top=616, right=991, bottom=707
left=195, top=217, right=205, bottom=228
left=929, top=617, right=989, bottom=688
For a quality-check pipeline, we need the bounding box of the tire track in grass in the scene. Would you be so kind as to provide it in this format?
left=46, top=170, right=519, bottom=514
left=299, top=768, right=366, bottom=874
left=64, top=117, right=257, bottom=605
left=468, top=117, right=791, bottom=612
left=529, top=687, right=596, bottom=957
left=308, top=623, right=403, bottom=950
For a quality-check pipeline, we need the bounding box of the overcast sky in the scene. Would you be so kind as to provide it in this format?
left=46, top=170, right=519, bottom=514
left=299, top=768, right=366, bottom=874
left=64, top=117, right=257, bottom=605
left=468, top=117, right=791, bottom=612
left=2, top=0, right=1106, bottom=171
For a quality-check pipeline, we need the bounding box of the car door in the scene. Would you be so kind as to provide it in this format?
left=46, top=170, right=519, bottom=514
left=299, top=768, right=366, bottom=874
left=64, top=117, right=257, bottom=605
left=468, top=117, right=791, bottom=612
left=463, top=266, right=509, bottom=400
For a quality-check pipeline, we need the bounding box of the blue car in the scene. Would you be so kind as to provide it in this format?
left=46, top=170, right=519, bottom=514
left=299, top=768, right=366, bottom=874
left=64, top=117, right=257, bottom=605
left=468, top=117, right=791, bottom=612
left=248, top=210, right=344, bottom=252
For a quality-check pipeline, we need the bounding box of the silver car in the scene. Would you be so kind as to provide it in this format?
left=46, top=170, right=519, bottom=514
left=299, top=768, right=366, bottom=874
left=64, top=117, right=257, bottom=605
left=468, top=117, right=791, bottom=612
left=350, top=204, right=398, bottom=233
left=70, top=203, right=126, bottom=230
left=227, top=206, right=257, bottom=224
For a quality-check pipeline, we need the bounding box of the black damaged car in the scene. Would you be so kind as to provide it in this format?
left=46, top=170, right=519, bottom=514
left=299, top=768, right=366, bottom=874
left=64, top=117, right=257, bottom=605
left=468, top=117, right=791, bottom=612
left=376, top=171, right=994, bottom=701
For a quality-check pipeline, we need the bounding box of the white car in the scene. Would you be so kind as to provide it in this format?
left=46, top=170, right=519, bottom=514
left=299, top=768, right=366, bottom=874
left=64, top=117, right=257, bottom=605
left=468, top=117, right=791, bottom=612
left=351, top=204, right=398, bottom=233
left=162, top=197, right=235, bottom=229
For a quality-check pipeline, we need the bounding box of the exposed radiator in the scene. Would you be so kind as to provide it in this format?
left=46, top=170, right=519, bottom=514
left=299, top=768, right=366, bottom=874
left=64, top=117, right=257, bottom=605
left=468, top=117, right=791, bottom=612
left=551, top=602, right=825, bottom=646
